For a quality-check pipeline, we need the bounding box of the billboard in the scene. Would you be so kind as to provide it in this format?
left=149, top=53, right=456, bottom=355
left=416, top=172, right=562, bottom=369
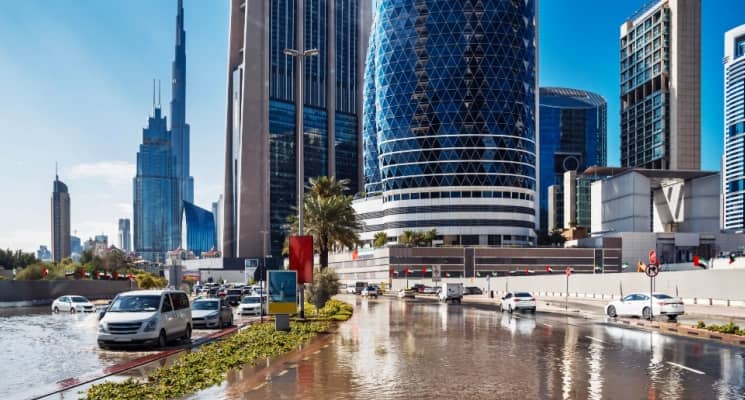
left=289, top=235, right=313, bottom=284
left=267, top=270, right=297, bottom=314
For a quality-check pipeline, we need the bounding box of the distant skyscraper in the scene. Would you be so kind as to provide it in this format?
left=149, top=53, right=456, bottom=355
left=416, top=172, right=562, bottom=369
left=133, top=101, right=179, bottom=262
left=70, top=235, right=82, bottom=255
left=51, top=170, right=70, bottom=262
left=212, top=195, right=223, bottom=252
left=223, top=0, right=371, bottom=262
left=133, top=0, right=193, bottom=262
left=539, top=87, right=607, bottom=232
left=170, top=0, right=194, bottom=208
left=37, top=245, right=52, bottom=262
left=723, top=24, right=745, bottom=232
left=118, top=218, right=131, bottom=252
left=358, top=0, right=539, bottom=246
left=620, top=0, right=700, bottom=170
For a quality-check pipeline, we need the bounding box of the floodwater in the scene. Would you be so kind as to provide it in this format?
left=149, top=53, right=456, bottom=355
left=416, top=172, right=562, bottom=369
left=196, top=295, right=745, bottom=400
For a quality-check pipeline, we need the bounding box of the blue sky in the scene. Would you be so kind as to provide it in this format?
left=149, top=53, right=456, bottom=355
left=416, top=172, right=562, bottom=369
left=0, top=1, right=742, bottom=253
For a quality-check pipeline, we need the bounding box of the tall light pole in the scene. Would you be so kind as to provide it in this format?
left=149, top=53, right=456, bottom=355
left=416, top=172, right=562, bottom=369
left=283, top=47, right=319, bottom=236
left=284, top=47, right=319, bottom=320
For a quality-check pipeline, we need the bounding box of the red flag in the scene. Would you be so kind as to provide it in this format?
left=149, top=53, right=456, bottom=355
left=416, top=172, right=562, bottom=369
left=42, top=267, right=48, bottom=278
left=693, top=256, right=700, bottom=267
left=565, top=267, right=572, bottom=276
left=128, top=272, right=134, bottom=280
left=390, top=268, right=394, bottom=275
left=545, top=265, right=553, bottom=273
left=404, top=267, right=410, bottom=274
left=95, top=270, right=100, bottom=279
left=422, top=267, right=427, bottom=274
left=114, top=271, right=119, bottom=279
left=525, top=267, right=529, bottom=274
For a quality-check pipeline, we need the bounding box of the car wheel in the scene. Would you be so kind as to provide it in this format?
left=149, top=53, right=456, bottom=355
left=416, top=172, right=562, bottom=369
left=530, top=308, right=536, bottom=314
left=508, top=305, right=513, bottom=314
left=70, top=307, right=76, bottom=313
left=607, top=305, right=617, bottom=318
left=667, top=315, right=678, bottom=322
left=183, top=324, right=192, bottom=341
left=218, top=317, right=224, bottom=328
left=642, top=307, right=652, bottom=320
left=53, top=306, right=59, bottom=313
left=158, top=330, right=168, bottom=348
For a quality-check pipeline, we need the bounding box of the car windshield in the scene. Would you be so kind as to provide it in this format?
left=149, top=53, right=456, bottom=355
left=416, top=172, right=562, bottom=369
left=653, top=294, right=673, bottom=299
left=515, top=292, right=532, bottom=297
left=242, top=297, right=260, bottom=304
left=192, top=300, right=219, bottom=310
left=71, top=296, right=89, bottom=303
left=108, top=295, right=161, bottom=312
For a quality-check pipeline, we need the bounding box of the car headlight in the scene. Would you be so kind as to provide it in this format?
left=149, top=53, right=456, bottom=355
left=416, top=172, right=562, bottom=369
left=98, top=322, right=108, bottom=333
left=207, top=311, right=219, bottom=319
left=143, top=316, right=159, bottom=332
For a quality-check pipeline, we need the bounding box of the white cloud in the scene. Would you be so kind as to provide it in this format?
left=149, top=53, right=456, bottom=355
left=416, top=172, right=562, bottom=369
left=68, top=161, right=135, bottom=187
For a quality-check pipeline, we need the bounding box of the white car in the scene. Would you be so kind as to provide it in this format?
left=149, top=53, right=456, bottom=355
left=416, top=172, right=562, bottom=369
left=345, top=285, right=357, bottom=294
left=605, top=292, right=685, bottom=321
left=52, top=295, right=95, bottom=313
left=499, top=292, right=536, bottom=313
left=237, top=295, right=265, bottom=315
left=191, top=298, right=233, bottom=329
left=361, top=286, right=378, bottom=298
left=97, top=290, right=192, bottom=349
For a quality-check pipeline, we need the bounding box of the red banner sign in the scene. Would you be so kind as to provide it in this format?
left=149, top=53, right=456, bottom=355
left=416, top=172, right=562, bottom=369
left=289, top=235, right=313, bottom=284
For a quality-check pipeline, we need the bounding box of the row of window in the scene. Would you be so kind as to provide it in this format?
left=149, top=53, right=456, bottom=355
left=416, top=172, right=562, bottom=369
left=382, top=190, right=535, bottom=203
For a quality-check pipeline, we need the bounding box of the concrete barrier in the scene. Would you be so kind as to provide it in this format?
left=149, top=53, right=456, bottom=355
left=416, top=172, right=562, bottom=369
left=391, top=269, right=745, bottom=306
left=0, top=280, right=136, bottom=307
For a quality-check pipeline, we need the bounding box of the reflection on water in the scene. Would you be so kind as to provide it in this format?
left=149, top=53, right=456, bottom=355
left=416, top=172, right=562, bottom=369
left=195, top=296, right=745, bottom=400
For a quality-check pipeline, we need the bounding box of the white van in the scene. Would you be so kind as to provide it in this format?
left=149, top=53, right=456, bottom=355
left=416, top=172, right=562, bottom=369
left=98, top=289, right=192, bottom=349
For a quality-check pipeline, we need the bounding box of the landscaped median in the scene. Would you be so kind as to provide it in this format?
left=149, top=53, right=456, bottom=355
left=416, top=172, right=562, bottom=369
left=82, top=300, right=353, bottom=400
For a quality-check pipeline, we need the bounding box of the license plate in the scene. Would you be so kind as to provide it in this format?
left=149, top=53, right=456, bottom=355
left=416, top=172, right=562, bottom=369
left=114, top=338, right=132, bottom=342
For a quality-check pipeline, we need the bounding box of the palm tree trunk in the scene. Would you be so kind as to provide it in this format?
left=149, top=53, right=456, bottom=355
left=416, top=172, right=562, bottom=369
left=320, top=233, right=329, bottom=269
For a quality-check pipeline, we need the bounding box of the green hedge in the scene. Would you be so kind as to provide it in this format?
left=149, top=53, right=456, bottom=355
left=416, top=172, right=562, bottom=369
left=83, top=322, right=328, bottom=400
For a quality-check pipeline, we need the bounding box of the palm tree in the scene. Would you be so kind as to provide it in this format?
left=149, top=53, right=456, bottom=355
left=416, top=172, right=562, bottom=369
left=422, top=229, right=438, bottom=246
left=398, top=230, right=419, bottom=246
left=373, top=232, right=388, bottom=248
left=284, top=176, right=361, bottom=269
left=307, top=176, right=350, bottom=197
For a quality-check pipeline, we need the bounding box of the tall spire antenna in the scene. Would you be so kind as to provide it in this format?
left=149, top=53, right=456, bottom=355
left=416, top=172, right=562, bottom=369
left=152, top=79, right=156, bottom=109
left=55, top=161, right=58, bottom=180
left=158, top=79, right=161, bottom=107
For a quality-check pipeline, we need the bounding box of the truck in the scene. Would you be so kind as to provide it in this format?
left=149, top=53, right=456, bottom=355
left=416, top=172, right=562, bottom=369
left=439, top=282, right=464, bottom=304
left=354, top=281, right=368, bottom=295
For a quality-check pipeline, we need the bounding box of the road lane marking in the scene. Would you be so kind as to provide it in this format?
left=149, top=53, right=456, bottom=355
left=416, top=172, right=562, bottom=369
left=277, top=369, right=288, bottom=376
left=585, top=336, right=607, bottom=344
left=666, top=361, right=705, bottom=375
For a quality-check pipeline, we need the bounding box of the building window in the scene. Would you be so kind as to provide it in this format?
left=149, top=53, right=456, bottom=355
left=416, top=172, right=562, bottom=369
left=737, top=37, right=745, bottom=58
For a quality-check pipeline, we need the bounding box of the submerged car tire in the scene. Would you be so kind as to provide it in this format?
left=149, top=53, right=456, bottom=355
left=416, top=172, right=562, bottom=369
left=607, top=305, right=617, bottom=318
left=158, top=329, right=168, bottom=348
left=53, top=307, right=59, bottom=313
left=183, top=324, right=191, bottom=341
left=642, top=307, right=652, bottom=320
left=70, top=307, right=76, bottom=313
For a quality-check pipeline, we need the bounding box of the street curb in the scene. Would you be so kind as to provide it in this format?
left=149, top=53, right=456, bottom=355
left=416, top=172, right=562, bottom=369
left=604, top=317, right=745, bottom=348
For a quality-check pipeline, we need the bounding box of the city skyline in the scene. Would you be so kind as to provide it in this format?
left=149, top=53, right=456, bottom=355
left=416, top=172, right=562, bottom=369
left=0, top=0, right=742, bottom=253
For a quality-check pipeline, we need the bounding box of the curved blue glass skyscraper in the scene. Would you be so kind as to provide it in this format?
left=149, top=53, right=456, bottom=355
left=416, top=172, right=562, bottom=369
left=359, top=0, right=538, bottom=246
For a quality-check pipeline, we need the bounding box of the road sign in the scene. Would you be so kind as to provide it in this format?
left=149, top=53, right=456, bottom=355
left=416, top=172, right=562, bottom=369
left=649, top=250, right=657, bottom=266
left=645, top=263, right=659, bottom=278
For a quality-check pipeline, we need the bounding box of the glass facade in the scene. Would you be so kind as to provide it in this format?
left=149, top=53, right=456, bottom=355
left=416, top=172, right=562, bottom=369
left=360, top=0, right=537, bottom=243
left=134, top=107, right=179, bottom=262
left=724, top=27, right=745, bottom=231
left=182, top=201, right=216, bottom=257
left=538, top=87, right=606, bottom=232
left=620, top=4, right=670, bottom=169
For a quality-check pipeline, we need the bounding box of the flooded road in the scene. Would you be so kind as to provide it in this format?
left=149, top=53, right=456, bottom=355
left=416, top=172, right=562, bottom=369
left=199, top=295, right=745, bottom=400
left=0, top=306, right=251, bottom=400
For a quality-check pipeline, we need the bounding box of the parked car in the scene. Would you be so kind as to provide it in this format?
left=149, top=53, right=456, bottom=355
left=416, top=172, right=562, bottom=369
left=238, top=295, right=265, bottom=315
left=224, top=289, right=243, bottom=306
left=499, top=292, right=536, bottom=313
left=464, top=286, right=483, bottom=295
left=191, top=298, right=233, bottom=329
left=361, top=286, right=378, bottom=298
left=371, top=284, right=384, bottom=295
left=605, top=292, right=684, bottom=321
left=439, top=283, right=464, bottom=304
left=411, top=284, right=426, bottom=293
left=422, top=286, right=440, bottom=295
left=397, top=289, right=416, bottom=299
left=97, top=289, right=192, bottom=349
left=51, top=295, right=95, bottom=313
left=345, top=285, right=357, bottom=294
left=355, top=282, right=369, bottom=295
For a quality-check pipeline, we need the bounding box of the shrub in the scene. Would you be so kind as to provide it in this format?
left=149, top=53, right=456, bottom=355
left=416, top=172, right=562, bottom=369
left=306, top=269, right=341, bottom=309
left=15, top=262, right=63, bottom=280
left=696, top=320, right=706, bottom=329
left=135, top=272, right=167, bottom=289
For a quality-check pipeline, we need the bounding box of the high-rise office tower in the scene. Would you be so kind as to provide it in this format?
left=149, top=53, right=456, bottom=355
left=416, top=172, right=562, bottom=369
left=223, top=0, right=371, bottom=262
left=539, top=87, right=606, bottom=233
left=723, top=24, right=745, bottom=232
left=359, top=0, right=539, bottom=246
left=118, top=218, right=131, bottom=252
left=70, top=235, right=82, bottom=255
left=133, top=99, right=179, bottom=262
left=212, top=195, right=223, bottom=252
left=619, top=0, right=700, bottom=170
left=51, top=170, right=71, bottom=262
left=170, top=0, right=194, bottom=207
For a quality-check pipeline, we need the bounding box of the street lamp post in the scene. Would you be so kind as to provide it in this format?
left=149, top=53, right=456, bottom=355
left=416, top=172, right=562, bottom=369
left=284, top=47, right=319, bottom=320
